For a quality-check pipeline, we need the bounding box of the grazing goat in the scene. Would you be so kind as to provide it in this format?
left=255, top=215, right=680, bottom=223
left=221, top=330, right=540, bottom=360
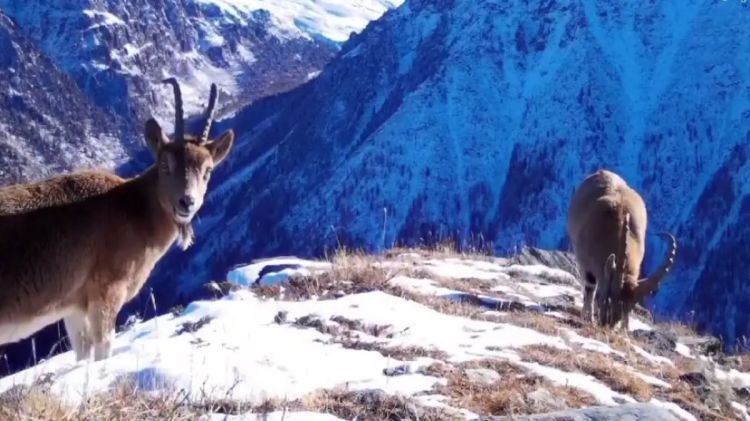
left=567, top=169, right=677, bottom=329
left=0, top=78, right=234, bottom=361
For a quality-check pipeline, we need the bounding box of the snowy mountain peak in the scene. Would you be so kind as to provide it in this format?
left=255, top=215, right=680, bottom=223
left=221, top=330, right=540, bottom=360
left=195, top=0, right=403, bottom=43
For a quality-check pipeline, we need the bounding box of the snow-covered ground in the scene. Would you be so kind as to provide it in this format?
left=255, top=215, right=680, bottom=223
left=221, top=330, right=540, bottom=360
left=196, top=0, right=403, bottom=43
left=0, top=251, right=747, bottom=420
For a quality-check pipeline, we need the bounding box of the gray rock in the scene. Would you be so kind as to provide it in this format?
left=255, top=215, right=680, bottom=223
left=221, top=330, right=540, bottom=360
left=473, top=403, right=684, bottom=421
left=527, top=387, right=568, bottom=412
left=383, top=364, right=412, bottom=377
left=508, top=247, right=580, bottom=283
left=465, top=368, right=502, bottom=385
left=630, top=329, right=677, bottom=356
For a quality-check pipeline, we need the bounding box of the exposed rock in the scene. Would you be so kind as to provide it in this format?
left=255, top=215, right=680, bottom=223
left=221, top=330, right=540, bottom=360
left=678, top=335, right=724, bottom=356
left=383, top=364, right=412, bottom=377
left=630, top=329, right=678, bottom=356
left=474, top=402, right=684, bottom=420
left=527, top=387, right=568, bottom=412
left=679, top=371, right=708, bottom=388
left=509, top=247, right=580, bottom=280
left=465, top=368, right=501, bottom=385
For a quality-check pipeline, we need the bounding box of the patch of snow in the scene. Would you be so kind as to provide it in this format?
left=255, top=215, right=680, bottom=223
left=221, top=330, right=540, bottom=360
left=421, top=259, right=503, bottom=281
left=675, top=342, right=693, bottom=358
left=633, top=371, right=672, bottom=388
left=0, top=291, right=441, bottom=405
left=515, top=360, right=635, bottom=405
left=82, top=10, right=125, bottom=26
left=227, top=257, right=332, bottom=286
left=631, top=344, right=675, bottom=367
left=714, top=366, right=750, bottom=389
left=732, top=401, right=750, bottom=421
left=0, top=289, right=571, bottom=406
left=649, top=399, right=699, bottom=421
left=235, top=44, right=257, bottom=63
left=499, top=264, right=578, bottom=285
left=203, top=31, right=226, bottom=48
left=194, top=0, right=403, bottom=43
left=562, top=328, right=625, bottom=357
left=515, top=281, right=579, bottom=299
left=390, top=275, right=542, bottom=311
left=627, top=317, right=654, bottom=331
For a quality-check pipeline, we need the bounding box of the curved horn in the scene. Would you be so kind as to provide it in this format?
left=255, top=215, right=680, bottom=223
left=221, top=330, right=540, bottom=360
left=199, top=83, right=219, bottom=144
left=162, top=77, right=185, bottom=141
left=630, top=232, right=677, bottom=302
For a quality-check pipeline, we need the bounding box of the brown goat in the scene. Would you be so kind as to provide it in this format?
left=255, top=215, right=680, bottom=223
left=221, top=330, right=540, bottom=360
left=567, top=169, right=677, bottom=329
left=0, top=78, right=234, bottom=362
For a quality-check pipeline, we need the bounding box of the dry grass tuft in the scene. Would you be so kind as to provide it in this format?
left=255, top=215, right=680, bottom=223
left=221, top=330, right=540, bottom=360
left=0, top=378, right=460, bottom=421
left=383, top=242, right=495, bottom=262
left=499, top=311, right=561, bottom=336
left=300, top=388, right=461, bottom=421
left=0, top=380, right=263, bottom=421
left=336, top=340, right=449, bottom=361
left=289, top=312, right=448, bottom=362
left=519, top=344, right=654, bottom=401
left=433, top=358, right=595, bottom=416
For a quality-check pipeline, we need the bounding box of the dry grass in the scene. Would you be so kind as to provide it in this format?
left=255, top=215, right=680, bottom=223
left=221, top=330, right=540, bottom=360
left=499, top=310, right=562, bottom=336
left=519, top=344, right=654, bottom=401
left=0, top=379, right=459, bottom=421
left=336, top=340, right=449, bottom=362
left=0, top=380, right=268, bottom=421
left=289, top=312, right=449, bottom=362
left=654, top=320, right=701, bottom=338
left=662, top=381, right=737, bottom=421
left=301, top=388, right=461, bottom=421
left=383, top=241, right=496, bottom=262
left=431, top=358, right=596, bottom=416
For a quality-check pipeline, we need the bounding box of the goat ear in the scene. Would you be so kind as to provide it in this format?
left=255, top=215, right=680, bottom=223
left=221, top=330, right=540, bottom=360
left=207, top=129, right=234, bottom=165
left=144, top=118, right=168, bottom=157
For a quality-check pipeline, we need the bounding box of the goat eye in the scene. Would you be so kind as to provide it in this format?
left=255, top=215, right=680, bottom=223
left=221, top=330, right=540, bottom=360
left=203, top=167, right=213, bottom=180
left=159, top=159, right=170, bottom=173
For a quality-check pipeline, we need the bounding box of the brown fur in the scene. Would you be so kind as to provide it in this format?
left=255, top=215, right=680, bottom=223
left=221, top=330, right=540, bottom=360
left=567, top=169, right=677, bottom=329
left=0, top=170, right=124, bottom=216
left=0, top=79, right=234, bottom=361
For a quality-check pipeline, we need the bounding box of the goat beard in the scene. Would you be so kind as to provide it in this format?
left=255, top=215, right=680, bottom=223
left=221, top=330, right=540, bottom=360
left=177, top=223, right=195, bottom=250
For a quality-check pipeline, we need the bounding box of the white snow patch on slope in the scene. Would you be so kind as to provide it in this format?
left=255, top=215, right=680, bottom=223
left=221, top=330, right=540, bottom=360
left=227, top=256, right=333, bottom=286
left=82, top=10, right=125, bottom=27
left=195, top=0, right=403, bottom=43
left=0, top=291, right=442, bottom=405
left=0, top=289, right=566, bottom=407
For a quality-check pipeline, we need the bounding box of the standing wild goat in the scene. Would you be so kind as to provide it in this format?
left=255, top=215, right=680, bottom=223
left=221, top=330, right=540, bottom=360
left=0, top=78, right=234, bottom=361
left=567, top=169, right=677, bottom=329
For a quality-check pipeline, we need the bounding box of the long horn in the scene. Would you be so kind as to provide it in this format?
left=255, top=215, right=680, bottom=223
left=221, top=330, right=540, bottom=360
left=162, top=77, right=185, bottom=141
left=630, top=232, right=677, bottom=302
left=199, top=83, right=219, bottom=144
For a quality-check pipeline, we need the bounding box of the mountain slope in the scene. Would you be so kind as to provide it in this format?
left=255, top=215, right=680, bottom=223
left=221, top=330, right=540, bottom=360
left=158, top=0, right=750, bottom=349
left=2, top=250, right=747, bottom=420
left=0, top=0, right=332, bottom=139
left=0, top=11, right=125, bottom=185
left=0, top=0, right=402, bottom=163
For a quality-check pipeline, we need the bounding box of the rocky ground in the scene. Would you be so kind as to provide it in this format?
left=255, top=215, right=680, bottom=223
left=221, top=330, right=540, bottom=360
left=0, top=247, right=748, bottom=420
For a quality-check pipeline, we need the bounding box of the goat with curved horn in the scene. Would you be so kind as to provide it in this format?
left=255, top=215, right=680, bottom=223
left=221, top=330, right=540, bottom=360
left=0, top=78, right=234, bottom=362
left=162, top=77, right=185, bottom=141
left=199, top=83, right=219, bottom=144
left=567, top=169, right=677, bottom=330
